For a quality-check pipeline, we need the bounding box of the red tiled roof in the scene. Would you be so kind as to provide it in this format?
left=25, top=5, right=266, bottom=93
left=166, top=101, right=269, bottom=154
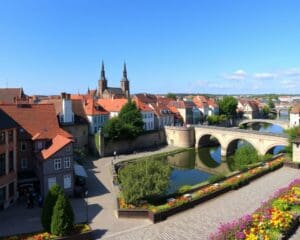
left=192, top=96, right=209, bottom=108
left=0, top=88, right=26, bottom=104
left=133, top=98, right=153, bottom=112
left=291, top=103, right=300, bottom=114
left=0, top=104, right=72, bottom=140
left=97, top=99, right=128, bottom=112
left=134, top=94, right=157, bottom=104
left=41, top=134, right=73, bottom=160
left=84, top=98, right=109, bottom=115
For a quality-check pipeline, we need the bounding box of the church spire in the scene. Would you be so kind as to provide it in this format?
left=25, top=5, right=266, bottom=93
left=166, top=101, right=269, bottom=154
left=100, top=61, right=106, bottom=81
left=123, top=62, right=127, bottom=79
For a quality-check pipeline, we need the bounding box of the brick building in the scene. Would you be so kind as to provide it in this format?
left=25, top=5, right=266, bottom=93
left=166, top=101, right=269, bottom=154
left=0, top=110, right=18, bottom=210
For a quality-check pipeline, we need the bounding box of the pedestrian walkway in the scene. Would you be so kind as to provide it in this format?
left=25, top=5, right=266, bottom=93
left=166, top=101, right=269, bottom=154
left=101, top=167, right=300, bottom=240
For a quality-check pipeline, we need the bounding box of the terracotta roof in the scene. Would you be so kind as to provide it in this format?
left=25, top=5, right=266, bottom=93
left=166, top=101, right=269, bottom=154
left=134, top=93, right=157, bottom=104
left=39, top=99, right=62, bottom=114
left=84, top=98, right=109, bottom=115
left=41, top=134, right=73, bottom=160
left=291, top=103, right=300, bottom=114
left=97, top=99, right=128, bottom=112
left=207, top=98, right=218, bottom=108
left=0, top=88, right=26, bottom=104
left=0, top=104, right=72, bottom=140
left=192, top=96, right=209, bottom=108
left=133, top=99, right=153, bottom=112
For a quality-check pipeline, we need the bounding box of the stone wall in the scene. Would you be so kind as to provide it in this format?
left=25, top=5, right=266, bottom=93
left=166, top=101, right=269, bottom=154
left=164, top=126, right=195, bottom=148
left=100, top=130, right=166, bottom=157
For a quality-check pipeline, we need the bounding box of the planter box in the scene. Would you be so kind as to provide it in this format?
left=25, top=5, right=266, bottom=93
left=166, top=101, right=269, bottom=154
left=54, top=230, right=92, bottom=240
left=118, top=208, right=149, bottom=219
left=280, top=215, right=300, bottom=240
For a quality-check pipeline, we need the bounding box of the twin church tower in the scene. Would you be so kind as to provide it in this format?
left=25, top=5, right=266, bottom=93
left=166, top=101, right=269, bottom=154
left=98, top=62, right=130, bottom=99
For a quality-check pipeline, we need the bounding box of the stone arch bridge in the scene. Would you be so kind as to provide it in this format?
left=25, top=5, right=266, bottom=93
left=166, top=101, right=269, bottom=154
left=195, top=126, right=288, bottom=157
left=238, top=119, right=290, bottom=130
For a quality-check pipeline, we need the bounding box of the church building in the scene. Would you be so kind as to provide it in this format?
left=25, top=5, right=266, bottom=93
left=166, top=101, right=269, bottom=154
left=98, top=62, right=130, bottom=99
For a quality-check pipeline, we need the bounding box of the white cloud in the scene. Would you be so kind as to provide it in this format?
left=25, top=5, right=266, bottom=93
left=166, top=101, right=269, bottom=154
left=280, top=79, right=297, bottom=89
left=253, top=72, right=276, bottom=80
left=223, top=69, right=247, bottom=80
left=280, top=68, right=300, bottom=77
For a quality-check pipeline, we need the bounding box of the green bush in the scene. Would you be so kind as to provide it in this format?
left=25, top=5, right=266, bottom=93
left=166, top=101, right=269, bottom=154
left=41, top=184, right=64, bottom=232
left=177, top=185, right=192, bottom=194
left=232, top=145, right=259, bottom=170
left=51, top=193, right=74, bottom=236
left=208, top=174, right=226, bottom=184
left=119, top=160, right=171, bottom=205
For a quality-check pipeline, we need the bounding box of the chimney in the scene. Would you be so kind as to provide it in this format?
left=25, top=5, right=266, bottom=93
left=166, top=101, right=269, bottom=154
left=61, top=92, right=66, bottom=99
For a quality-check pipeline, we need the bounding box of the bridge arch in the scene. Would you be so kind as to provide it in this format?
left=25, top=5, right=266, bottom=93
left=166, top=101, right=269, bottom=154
left=263, top=143, right=288, bottom=155
left=238, top=119, right=289, bottom=130
left=197, top=134, right=221, bottom=148
left=225, top=138, right=257, bottom=157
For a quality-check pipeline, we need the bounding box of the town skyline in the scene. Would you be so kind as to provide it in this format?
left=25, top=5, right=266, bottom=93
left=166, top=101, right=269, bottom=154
left=1, top=1, right=300, bottom=95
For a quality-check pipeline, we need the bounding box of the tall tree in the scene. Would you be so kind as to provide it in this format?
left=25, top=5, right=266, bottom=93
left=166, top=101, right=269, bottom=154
left=41, top=184, right=64, bottom=232
left=104, top=101, right=144, bottom=140
left=51, top=192, right=74, bottom=236
left=218, top=96, right=238, bottom=118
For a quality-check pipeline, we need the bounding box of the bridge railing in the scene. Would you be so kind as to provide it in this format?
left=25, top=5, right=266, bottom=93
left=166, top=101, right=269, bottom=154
left=189, top=124, right=287, bottom=138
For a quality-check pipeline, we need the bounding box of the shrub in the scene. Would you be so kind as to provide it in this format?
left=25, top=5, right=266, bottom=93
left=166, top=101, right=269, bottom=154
left=119, top=159, right=171, bottom=205
left=208, top=174, right=226, bottom=184
left=41, top=184, right=64, bottom=232
left=51, top=193, right=74, bottom=236
left=177, top=185, right=192, bottom=194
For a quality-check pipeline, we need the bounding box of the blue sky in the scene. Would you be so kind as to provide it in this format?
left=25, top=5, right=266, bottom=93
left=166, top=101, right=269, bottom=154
left=0, top=0, right=300, bottom=95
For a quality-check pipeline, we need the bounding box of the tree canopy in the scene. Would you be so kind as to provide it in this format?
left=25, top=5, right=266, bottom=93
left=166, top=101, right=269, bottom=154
left=218, top=96, right=238, bottom=118
left=285, top=126, right=300, bottom=158
left=41, top=184, right=64, bottom=232
left=166, top=93, right=177, bottom=100
left=103, top=101, right=144, bottom=140
left=119, top=159, right=172, bottom=204
left=51, top=192, right=74, bottom=236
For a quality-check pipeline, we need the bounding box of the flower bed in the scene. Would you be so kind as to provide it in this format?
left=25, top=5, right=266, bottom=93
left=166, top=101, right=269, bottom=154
left=117, top=156, right=286, bottom=222
left=0, top=224, right=92, bottom=240
left=209, top=179, right=300, bottom=240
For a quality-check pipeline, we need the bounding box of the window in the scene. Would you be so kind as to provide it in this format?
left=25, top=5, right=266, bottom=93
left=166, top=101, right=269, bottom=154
left=63, top=175, right=72, bottom=189
left=20, top=142, right=26, bottom=151
left=0, top=154, right=5, bottom=176
left=0, top=132, right=5, bottom=144
left=8, top=130, right=13, bottom=142
left=54, top=159, right=61, bottom=170
left=9, top=151, right=13, bottom=172
left=21, top=159, right=28, bottom=169
left=37, top=141, right=43, bottom=150
left=9, top=182, right=14, bottom=198
left=48, top=177, right=56, bottom=189
left=64, top=157, right=71, bottom=168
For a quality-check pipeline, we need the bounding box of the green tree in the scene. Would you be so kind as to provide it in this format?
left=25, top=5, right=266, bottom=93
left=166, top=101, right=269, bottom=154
left=232, top=144, right=259, bottom=170
left=103, top=101, right=144, bottom=140
left=41, top=184, right=64, bottom=232
left=218, top=96, right=238, bottom=118
left=166, top=93, right=177, bottom=100
left=262, top=105, right=270, bottom=118
left=285, top=126, right=300, bottom=158
left=268, top=97, right=275, bottom=109
left=51, top=193, right=74, bottom=236
left=119, top=160, right=172, bottom=204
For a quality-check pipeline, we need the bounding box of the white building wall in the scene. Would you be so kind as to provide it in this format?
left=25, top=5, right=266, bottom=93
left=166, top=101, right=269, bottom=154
left=293, top=143, right=300, bottom=163
left=290, top=113, right=300, bottom=127
left=142, top=111, right=155, bottom=131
